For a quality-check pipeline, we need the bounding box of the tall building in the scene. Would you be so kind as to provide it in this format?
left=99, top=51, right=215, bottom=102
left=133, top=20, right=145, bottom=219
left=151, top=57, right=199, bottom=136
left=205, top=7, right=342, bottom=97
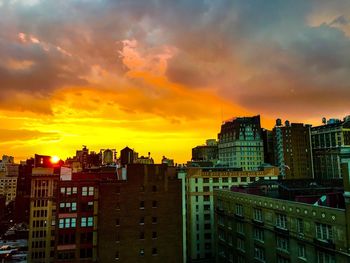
left=273, top=119, right=314, bottom=179
left=311, top=116, right=350, bottom=179
left=192, top=139, right=218, bottom=163
left=178, top=166, right=279, bottom=262
left=214, top=175, right=350, bottom=263
left=98, top=164, right=182, bottom=262
left=28, top=166, right=61, bottom=263
left=218, top=115, right=264, bottom=170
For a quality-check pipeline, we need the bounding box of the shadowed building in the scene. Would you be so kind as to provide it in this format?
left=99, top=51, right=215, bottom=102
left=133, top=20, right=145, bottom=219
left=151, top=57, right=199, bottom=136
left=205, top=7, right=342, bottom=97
left=273, top=120, right=314, bottom=179
left=98, top=164, right=182, bottom=262
left=214, top=169, right=350, bottom=263
left=311, top=116, right=350, bottom=179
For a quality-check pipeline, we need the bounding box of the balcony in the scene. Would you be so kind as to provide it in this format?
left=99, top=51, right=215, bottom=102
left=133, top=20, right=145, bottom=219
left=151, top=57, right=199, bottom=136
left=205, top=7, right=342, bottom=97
left=252, top=219, right=264, bottom=226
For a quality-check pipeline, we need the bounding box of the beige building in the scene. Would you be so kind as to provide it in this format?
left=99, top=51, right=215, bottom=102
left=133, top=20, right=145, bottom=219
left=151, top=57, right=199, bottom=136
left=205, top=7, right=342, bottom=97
left=28, top=167, right=60, bottom=263
left=178, top=166, right=279, bottom=262
left=214, top=161, right=350, bottom=263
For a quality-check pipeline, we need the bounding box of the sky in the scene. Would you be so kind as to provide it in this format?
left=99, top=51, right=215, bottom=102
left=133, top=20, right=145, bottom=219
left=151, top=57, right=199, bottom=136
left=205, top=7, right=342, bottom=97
left=0, top=0, right=350, bottom=163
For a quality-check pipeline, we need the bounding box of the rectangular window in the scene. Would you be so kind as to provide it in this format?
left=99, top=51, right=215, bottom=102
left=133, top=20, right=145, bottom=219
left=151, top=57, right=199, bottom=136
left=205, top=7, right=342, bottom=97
left=297, top=218, right=304, bottom=234
left=254, top=227, right=264, bottom=242
left=59, top=219, right=64, bottom=229
left=237, top=222, right=244, bottom=234
left=140, top=201, right=145, bottom=209
left=276, top=236, right=289, bottom=252
left=253, top=208, right=263, bottom=222
left=81, top=217, right=87, bottom=227
left=82, top=187, right=88, bottom=196
left=87, top=217, right=93, bottom=227
left=298, top=243, right=306, bottom=259
left=276, top=213, right=287, bottom=229
left=254, top=246, right=265, bottom=262
left=316, top=223, right=333, bottom=241
left=72, top=187, right=77, bottom=194
left=237, top=238, right=245, bottom=251
left=277, top=256, right=290, bottom=263
left=88, top=187, right=94, bottom=196
left=316, top=250, right=335, bottom=263
left=235, top=204, right=244, bottom=216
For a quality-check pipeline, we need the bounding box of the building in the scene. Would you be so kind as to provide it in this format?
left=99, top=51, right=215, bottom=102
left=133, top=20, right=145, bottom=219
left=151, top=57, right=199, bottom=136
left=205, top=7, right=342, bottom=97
left=218, top=115, right=264, bottom=170
left=192, top=139, right=218, bottom=164
left=28, top=149, right=183, bottom=263
left=214, top=167, right=350, bottom=263
left=0, top=155, right=19, bottom=205
left=14, top=158, right=34, bottom=223
left=262, top=129, right=274, bottom=165
left=178, top=166, right=279, bottom=262
left=28, top=166, right=61, bottom=263
left=273, top=119, right=314, bottom=179
left=311, top=116, right=350, bottom=179
left=98, top=163, right=182, bottom=263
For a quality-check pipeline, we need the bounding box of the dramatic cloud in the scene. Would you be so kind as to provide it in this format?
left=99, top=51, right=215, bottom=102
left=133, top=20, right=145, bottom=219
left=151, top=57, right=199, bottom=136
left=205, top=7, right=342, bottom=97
left=0, top=0, right=349, bottom=161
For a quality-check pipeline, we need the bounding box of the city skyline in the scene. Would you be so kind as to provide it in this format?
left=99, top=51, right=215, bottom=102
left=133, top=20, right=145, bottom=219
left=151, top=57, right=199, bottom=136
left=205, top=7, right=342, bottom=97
left=1, top=0, right=350, bottom=162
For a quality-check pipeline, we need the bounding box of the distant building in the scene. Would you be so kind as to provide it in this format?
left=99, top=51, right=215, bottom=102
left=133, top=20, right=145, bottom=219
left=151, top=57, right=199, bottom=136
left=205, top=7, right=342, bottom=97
left=214, top=168, right=350, bottom=263
left=218, top=115, right=264, bottom=170
left=192, top=139, right=218, bottom=163
left=177, top=166, right=279, bottom=262
left=120, top=147, right=134, bottom=165
left=0, top=155, right=19, bottom=204
left=311, top=116, right=350, bottom=179
left=273, top=119, right=314, bottom=179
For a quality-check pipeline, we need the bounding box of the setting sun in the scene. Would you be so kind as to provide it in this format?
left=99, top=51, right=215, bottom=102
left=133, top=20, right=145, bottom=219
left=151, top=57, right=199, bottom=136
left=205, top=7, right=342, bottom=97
left=50, top=156, right=60, bottom=164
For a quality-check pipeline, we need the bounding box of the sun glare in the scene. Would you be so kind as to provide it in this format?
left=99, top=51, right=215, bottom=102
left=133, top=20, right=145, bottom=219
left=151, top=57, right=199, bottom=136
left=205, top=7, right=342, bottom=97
left=51, top=156, right=60, bottom=164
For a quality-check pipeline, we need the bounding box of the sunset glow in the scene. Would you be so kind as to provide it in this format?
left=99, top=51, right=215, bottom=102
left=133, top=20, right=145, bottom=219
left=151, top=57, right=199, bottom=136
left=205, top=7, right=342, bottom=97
left=1, top=1, right=350, bottom=162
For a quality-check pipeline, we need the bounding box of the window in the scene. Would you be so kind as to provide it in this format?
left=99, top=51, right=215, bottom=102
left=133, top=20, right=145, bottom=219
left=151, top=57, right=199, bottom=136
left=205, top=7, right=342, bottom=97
left=276, top=213, right=287, bottom=229
left=139, top=232, right=145, bottom=240
left=116, top=219, right=120, bottom=226
left=81, top=217, right=87, bottom=227
left=72, top=187, right=77, bottom=194
left=88, top=187, right=94, bottom=196
left=237, top=238, right=245, bottom=251
left=152, top=201, right=157, bottom=208
left=59, top=218, right=76, bottom=229
left=152, top=217, right=157, bottom=224
left=254, top=227, right=264, bottom=242
left=152, top=185, right=157, bottom=192
left=140, top=217, right=144, bottom=225
left=87, top=217, right=93, bottom=227
left=152, top=231, right=157, bottom=239
left=152, top=248, right=158, bottom=256
left=82, top=187, right=88, bottom=196
left=297, top=218, right=304, bottom=234
left=140, top=201, right=145, bottom=209
left=236, top=222, right=244, bottom=234
left=253, top=208, right=263, bottom=222
left=241, top=177, right=246, bottom=182
left=203, top=186, right=210, bottom=192
left=276, top=236, right=289, bottom=252
left=235, top=204, right=244, bottom=216
left=298, top=243, right=306, bottom=259
left=316, top=223, right=333, bottom=241
left=115, top=251, right=119, bottom=260
left=316, top=250, right=335, bottom=263
left=139, top=249, right=145, bottom=257
left=254, top=246, right=265, bottom=262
